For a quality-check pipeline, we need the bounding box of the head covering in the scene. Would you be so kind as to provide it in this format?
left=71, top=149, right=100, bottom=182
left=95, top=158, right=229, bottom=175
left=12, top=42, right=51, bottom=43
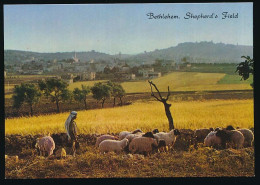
left=65, top=111, right=77, bottom=140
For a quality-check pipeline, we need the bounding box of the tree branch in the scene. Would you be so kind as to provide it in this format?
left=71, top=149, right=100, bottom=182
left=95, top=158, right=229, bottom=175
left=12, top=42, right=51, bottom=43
left=165, top=86, right=171, bottom=101
left=148, top=80, right=162, bottom=102
left=148, top=80, right=163, bottom=100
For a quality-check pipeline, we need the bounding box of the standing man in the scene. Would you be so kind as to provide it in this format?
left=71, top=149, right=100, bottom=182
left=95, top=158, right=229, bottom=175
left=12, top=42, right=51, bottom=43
left=65, top=111, right=78, bottom=157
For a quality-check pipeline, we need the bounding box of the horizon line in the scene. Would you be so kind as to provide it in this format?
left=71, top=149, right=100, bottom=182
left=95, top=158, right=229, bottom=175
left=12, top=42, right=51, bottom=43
left=4, top=41, right=253, bottom=55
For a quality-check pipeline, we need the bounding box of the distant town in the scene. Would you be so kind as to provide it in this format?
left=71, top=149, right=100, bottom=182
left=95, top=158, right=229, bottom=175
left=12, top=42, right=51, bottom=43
left=4, top=41, right=253, bottom=83
left=4, top=51, right=191, bottom=83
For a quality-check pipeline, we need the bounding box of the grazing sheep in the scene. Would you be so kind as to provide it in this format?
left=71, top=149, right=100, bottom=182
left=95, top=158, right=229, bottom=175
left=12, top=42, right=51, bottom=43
left=35, top=136, right=55, bottom=157
left=225, top=125, right=235, bottom=131
left=51, top=133, right=68, bottom=146
left=214, top=127, right=221, bottom=131
left=129, top=137, right=158, bottom=156
left=119, top=131, right=132, bottom=140
left=119, top=129, right=142, bottom=140
left=95, top=135, right=118, bottom=147
left=125, top=133, right=142, bottom=143
left=204, top=131, right=221, bottom=148
left=132, top=129, right=143, bottom=134
left=194, top=128, right=214, bottom=143
left=237, top=129, right=254, bottom=147
left=154, top=129, right=180, bottom=149
left=99, top=138, right=129, bottom=154
left=152, top=129, right=159, bottom=134
left=142, top=132, right=155, bottom=138
left=216, top=129, right=244, bottom=149
left=157, top=139, right=167, bottom=152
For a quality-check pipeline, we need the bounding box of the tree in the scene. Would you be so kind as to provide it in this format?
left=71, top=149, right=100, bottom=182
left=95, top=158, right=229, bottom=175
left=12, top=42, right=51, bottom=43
left=73, top=85, right=91, bottom=110
left=91, top=82, right=111, bottom=108
left=148, top=80, right=174, bottom=130
left=38, top=78, right=70, bottom=113
left=236, top=56, right=254, bottom=87
left=107, top=81, right=126, bottom=107
left=12, top=83, right=41, bottom=116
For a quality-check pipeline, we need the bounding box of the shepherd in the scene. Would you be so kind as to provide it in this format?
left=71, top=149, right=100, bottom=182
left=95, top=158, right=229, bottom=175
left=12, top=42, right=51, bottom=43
left=65, top=111, right=78, bottom=157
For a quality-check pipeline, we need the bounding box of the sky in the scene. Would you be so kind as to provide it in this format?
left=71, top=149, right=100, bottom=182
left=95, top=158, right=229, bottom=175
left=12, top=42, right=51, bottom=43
left=4, top=3, right=253, bottom=55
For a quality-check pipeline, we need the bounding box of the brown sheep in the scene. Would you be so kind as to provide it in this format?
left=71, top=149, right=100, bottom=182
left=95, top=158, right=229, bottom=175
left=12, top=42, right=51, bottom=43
left=225, top=126, right=254, bottom=147
left=216, top=130, right=244, bottom=149
left=194, top=128, right=214, bottom=143
left=129, top=137, right=158, bottom=156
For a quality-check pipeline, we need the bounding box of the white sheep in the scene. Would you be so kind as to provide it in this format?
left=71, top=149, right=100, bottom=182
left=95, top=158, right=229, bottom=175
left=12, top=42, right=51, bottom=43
left=129, top=137, right=158, bottom=155
left=237, top=129, right=254, bottom=147
left=95, top=135, right=118, bottom=147
left=125, top=133, right=142, bottom=143
left=153, top=129, right=180, bottom=149
left=119, top=129, right=143, bottom=140
left=204, top=131, right=221, bottom=148
left=119, top=131, right=132, bottom=140
left=35, top=136, right=55, bottom=157
left=99, top=138, right=129, bottom=154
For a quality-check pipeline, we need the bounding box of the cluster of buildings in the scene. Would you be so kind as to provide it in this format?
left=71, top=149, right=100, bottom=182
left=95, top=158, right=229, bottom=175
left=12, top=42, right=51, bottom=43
left=4, top=52, right=191, bottom=83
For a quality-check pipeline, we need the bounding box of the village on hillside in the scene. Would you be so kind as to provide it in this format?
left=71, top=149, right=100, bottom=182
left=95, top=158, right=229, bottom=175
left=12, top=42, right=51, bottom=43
left=4, top=51, right=192, bottom=83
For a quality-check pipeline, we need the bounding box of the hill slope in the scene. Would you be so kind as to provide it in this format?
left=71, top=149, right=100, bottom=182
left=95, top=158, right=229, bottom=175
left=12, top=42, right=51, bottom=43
left=4, top=41, right=253, bottom=64
left=127, top=41, right=253, bottom=63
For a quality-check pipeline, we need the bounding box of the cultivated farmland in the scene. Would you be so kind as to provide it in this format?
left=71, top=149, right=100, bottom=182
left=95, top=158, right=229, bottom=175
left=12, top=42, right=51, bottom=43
left=5, top=71, right=254, bottom=178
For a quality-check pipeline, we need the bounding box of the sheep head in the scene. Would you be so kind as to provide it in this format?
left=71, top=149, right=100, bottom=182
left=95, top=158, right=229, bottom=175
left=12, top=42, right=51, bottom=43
left=122, top=138, right=129, bottom=148
left=225, top=125, right=235, bottom=130
left=152, top=128, right=159, bottom=134
left=143, top=132, right=154, bottom=138
left=174, top=129, right=181, bottom=136
left=214, top=127, right=221, bottom=131
left=132, top=129, right=142, bottom=134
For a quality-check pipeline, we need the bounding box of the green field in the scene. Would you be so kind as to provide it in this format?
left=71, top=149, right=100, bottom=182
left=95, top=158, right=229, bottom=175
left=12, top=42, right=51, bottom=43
left=189, top=63, right=239, bottom=74
left=218, top=74, right=253, bottom=84
left=70, top=72, right=253, bottom=94
left=121, top=72, right=253, bottom=93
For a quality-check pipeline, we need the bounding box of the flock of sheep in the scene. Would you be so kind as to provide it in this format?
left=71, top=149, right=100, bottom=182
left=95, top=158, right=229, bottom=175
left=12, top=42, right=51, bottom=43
left=33, top=125, right=254, bottom=158
left=97, top=128, right=180, bottom=155
left=196, top=125, right=254, bottom=149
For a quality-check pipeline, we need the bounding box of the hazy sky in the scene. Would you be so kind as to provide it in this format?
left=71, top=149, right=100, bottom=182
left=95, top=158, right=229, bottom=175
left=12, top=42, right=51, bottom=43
left=4, top=3, right=253, bottom=54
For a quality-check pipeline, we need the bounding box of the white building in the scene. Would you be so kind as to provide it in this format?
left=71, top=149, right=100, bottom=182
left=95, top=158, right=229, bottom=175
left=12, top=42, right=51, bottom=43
left=143, top=71, right=161, bottom=79
left=138, top=68, right=154, bottom=74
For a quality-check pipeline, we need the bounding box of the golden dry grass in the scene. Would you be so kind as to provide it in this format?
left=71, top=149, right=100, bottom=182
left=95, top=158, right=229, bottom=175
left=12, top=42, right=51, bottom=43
left=5, top=99, right=253, bottom=135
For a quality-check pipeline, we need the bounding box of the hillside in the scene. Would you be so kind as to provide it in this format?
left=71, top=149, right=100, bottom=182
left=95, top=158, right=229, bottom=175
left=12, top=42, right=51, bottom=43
left=127, top=41, right=253, bottom=63
left=4, top=50, right=115, bottom=64
left=4, top=41, right=253, bottom=64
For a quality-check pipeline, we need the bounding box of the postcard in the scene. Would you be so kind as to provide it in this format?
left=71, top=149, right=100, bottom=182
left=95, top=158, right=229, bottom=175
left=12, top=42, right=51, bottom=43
left=4, top=3, right=254, bottom=178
